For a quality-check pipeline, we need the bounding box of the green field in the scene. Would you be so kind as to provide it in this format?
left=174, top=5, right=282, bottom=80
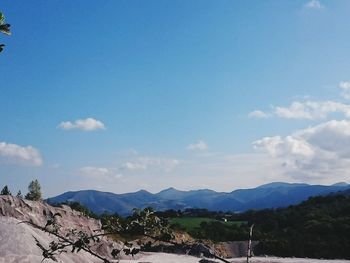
left=169, top=217, right=243, bottom=232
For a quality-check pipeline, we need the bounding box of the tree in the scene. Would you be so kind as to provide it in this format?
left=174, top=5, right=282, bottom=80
left=16, top=190, right=23, bottom=198
left=0, top=11, right=11, bottom=53
left=1, top=185, right=12, bottom=195
left=25, top=179, right=42, bottom=201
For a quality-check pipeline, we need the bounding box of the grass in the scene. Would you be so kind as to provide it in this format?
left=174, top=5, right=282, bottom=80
left=169, top=217, right=244, bottom=232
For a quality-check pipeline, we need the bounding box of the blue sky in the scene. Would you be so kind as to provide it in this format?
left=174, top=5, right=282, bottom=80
left=1, top=0, right=350, bottom=197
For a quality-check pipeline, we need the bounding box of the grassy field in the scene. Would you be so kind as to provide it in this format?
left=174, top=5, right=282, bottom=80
left=169, top=217, right=244, bottom=232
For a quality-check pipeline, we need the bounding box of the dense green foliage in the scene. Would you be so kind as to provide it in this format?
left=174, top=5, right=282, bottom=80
left=248, top=195, right=350, bottom=259
left=190, top=220, right=249, bottom=242
left=170, top=217, right=245, bottom=241
left=170, top=217, right=224, bottom=231
left=160, top=194, right=350, bottom=259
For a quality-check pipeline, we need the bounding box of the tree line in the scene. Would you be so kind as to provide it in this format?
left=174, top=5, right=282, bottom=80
left=163, top=194, right=350, bottom=259
left=0, top=179, right=42, bottom=201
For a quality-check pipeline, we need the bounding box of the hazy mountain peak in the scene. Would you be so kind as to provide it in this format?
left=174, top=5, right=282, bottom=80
left=158, top=187, right=179, bottom=193
left=332, top=182, right=349, bottom=187
left=135, top=189, right=151, bottom=194
left=257, top=182, right=309, bottom=189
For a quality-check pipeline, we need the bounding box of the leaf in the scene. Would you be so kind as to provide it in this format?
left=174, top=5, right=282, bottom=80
left=131, top=248, right=140, bottom=257
left=0, top=23, right=11, bottom=35
left=111, top=248, right=121, bottom=258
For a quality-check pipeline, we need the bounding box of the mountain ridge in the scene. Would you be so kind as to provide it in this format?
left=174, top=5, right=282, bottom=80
left=47, top=182, right=350, bottom=216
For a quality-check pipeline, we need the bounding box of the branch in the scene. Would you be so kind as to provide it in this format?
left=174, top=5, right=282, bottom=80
left=19, top=221, right=112, bottom=263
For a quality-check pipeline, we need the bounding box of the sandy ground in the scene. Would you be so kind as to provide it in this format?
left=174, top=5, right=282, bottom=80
left=119, top=253, right=350, bottom=263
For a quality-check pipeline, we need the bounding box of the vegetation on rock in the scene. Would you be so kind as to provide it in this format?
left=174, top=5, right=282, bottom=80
left=0, top=185, right=11, bottom=195
left=25, top=179, right=42, bottom=201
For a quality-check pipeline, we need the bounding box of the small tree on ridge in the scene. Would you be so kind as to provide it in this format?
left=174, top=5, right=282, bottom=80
left=1, top=185, right=11, bottom=195
left=25, top=179, right=42, bottom=201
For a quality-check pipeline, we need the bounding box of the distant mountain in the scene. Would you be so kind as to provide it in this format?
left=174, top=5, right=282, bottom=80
left=256, top=182, right=309, bottom=189
left=47, top=189, right=181, bottom=215
left=331, top=182, right=349, bottom=187
left=47, top=182, right=350, bottom=216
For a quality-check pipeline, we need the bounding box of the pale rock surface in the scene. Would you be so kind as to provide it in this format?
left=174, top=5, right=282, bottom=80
left=0, top=196, right=121, bottom=263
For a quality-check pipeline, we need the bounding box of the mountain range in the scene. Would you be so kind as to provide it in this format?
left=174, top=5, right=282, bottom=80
left=47, top=182, right=350, bottom=216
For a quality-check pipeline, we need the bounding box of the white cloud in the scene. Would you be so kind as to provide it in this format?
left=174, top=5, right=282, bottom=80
left=250, top=82, right=350, bottom=120
left=121, top=157, right=179, bottom=172
left=251, top=102, right=334, bottom=120
left=248, top=110, right=270, bottom=119
left=0, top=141, right=43, bottom=166
left=58, top=118, right=105, bottom=131
left=187, top=140, right=208, bottom=151
left=273, top=100, right=350, bottom=120
left=304, top=0, right=324, bottom=9
left=253, top=120, right=350, bottom=181
left=79, top=166, right=122, bottom=179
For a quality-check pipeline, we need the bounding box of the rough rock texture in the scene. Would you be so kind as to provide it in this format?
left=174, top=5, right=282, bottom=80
left=0, top=196, right=125, bottom=263
left=0, top=216, right=99, bottom=263
left=0, top=195, right=101, bottom=233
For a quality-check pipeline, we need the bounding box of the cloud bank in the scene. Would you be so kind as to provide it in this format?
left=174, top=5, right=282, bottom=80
left=59, top=118, right=105, bottom=131
left=79, top=166, right=122, bottom=179
left=121, top=156, right=180, bottom=172
left=250, top=83, right=350, bottom=120
left=254, top=120, right=350, bottom=181
left=0, top=141, right=43, bottom=166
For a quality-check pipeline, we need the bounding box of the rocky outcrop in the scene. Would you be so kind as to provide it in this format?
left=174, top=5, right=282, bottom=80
left=0, top=196, right=126, bottom=263
left=0, top=195, right=101, bottom=232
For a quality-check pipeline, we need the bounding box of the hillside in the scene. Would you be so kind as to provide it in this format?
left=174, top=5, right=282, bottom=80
left=161, top=192, right=350, bottom=259
left=239, top=194, right=350, bottom=259
left=47, top=182, right=350, bottom=215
